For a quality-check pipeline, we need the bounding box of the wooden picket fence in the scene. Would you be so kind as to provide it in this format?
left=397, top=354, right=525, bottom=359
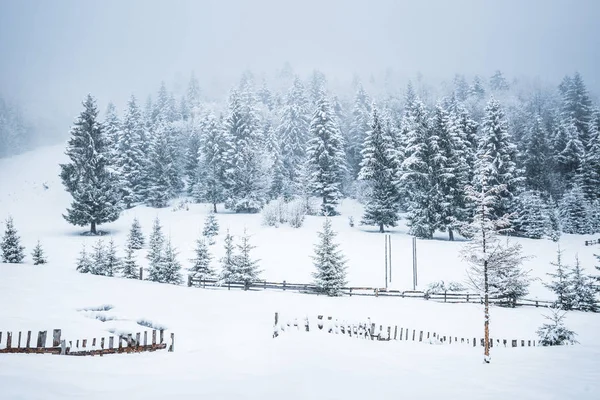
left=187, top=276, right=555, bottom=308
left=272, top=313, right=540, bottom=348
left=584, top=238, right=600, bottom=246
left=0, top=328, right=174, bottom=355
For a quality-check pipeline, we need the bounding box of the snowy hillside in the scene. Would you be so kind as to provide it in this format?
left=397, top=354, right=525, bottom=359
left=1, top=144, right=600, bottom=399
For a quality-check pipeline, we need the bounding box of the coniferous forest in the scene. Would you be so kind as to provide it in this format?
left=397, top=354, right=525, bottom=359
left=60, top=68, right=600, bottom=240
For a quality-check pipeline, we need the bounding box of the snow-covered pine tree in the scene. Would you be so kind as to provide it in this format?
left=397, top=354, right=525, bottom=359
left=31, top=240, right=47, bottom=265
left=91, top=239, right=107, bottom=276
left=558, top=184, right=593, bottom=234
left=128, top=217, right=145, bottom=249
left=189, top=237, right=214, bottom=281
left=536, top=306, right=577, bottom=346
left=278, top=77, right=310, bottom=193
left=489, top=70, right=510, bottom=91
left=202, top=211, right=220, bottom=245
left=400, top=100, right=440, bottom=238
left=545, top=245, right=573, bottom=310
left=146, top=217, right=165, bottom=280
left=76, top=244, right=93, bottom=274
left=474, top=97, right=521, bottom=219
left=121, top=237, right=140, bottom=279
left=453, top=74, right=470, bottom=102
left=469, top=75, right=486, bottom=100
left=1, top=216, right=25, bottom=263
left=104, top=238, right=122, bottom=277
left=185, top=125, right=201, bottom=193
left=223, top=89, right=269, bottom=213
left=358, top=105, right=400, bottom=232
left=306, top=93, right=347, bottom=216
left=580, top=109, right=600, bottom=199
left=556, top=118, right=585, bottom=184
left=312, top=218, right=347, bottom=296
left=461, top=176, right=528, bottom=363
left=158, top=239, right=183, bottom=285
left=511, top=191, right=555, bottom=239
left=194, top=113, right=229, bottom=212
left=346, top=84, right=371, bottom=178
left=523, top=115, right=552, bottom=193
left=219, top=229, right=239, bottom=283
left=60, top=95, right=122, bottom=234
left=118, top=95, right=147, bottom=208
left=187, top=72, right=201, bottom=112
left=146, top=118, right=177, bottom=208
left=104, top=102, right=121, bottom=166
left=234, top=229, right=261, bottom=288
left=560, top=72, right=593, bottom=146
left=569, top=255, right=598, bottom=312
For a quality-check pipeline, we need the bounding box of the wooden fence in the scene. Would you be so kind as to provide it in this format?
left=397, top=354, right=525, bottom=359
left=273, top=313, right=540, bottom=348
left=584, top=238, right=600, bottom=246
left=0, top=328, right=174, bottom=355
left=187, top=276, right=556, bottom=308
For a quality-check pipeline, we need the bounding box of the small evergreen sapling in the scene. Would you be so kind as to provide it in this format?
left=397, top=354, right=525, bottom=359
left=235, top=229, right=262, bottom=288
left=146, top=217, right=165, bottom=278
left=545, top=246, right=573, bottom=310
left=76, top=244, right=93, bottom=274
left=121, top=238, right=140, bottom=279
left=31, top=240, right=47, bottom=265
left=189, top=237, right=214, bottom=281
left=1, top=217, right=25, bottom=263
left=569, top=255, right=597, bottom=312
left=202, top=211, right=220, bottom=245
left=536, top=306, right=577, bottom=346
left=312, top=218, right=347, bottom=296
left=128, top=218, right=145, bottom=249
left=91, top=239, right=107, bottom=275
left=159, top=239, right=183, bottom=285
left=219, top=230, right=238, bottom=283
left=104, top=238, right=122, bottom=277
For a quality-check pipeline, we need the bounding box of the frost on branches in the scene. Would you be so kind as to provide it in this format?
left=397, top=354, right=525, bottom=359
left=202, top=211, right=220, bottom=245
left=189, top=237, right=214, bottom=281
left=536, top=306, right=577, bottom=346
left=128, top=217, right=145, bottom=250
left=312, top=218, right=347, bottom=296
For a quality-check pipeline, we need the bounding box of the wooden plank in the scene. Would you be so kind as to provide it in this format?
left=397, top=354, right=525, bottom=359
left=60, top=340, right=66, bottom=355
left=419, top=331, right=423, bottom=342
left=53, top=329, right=61, bottom=347
left=82, top=339, right=87, bottom=349
left=17, top=332, right=22, bottom=348
left=521, top=340, right=525, bottom=347
left=512, top=340, right=517, bottom=347
left=169, top=333, right=175, bottom=352
left=136, top=333, right=141, bottom=347
left=36, top=331, right=44, bottom=348
left=159, top=330, right=164, bottom=344
left=394, top=326, right=398, bottom=340
left=152, top=330, right=156, bottom=345
left=6, top=332, right=12, bottom=349
left=144, top=331, right=148, bottom=346
left=412, top=330, right=415, bottom=341
left=101, top=337, right=105, bottom=349
left=109, top=336, right=114, bottom=349
left=26, top=331, right=31, bottom=348
left=92, top=338, right=97, bottom=347
left=405, top=328, right=408, bottom=341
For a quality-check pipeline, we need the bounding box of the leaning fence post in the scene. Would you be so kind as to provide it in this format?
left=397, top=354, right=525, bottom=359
left=169, top=333, right=175, bottom=352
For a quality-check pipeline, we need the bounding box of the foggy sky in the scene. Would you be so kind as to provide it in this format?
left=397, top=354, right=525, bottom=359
left=1, top=0, right=599, bottom=123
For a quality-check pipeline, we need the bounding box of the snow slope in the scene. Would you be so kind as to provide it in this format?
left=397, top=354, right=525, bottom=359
left=1, top=145, right=599, bottom=399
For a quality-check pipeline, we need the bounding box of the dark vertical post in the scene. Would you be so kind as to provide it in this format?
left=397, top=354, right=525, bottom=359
left=26, top=331, right=31, bottom=348
left=384, top=235, right=388, bottom=289
left=159, top=330, right=164, bottom=344
left=109, top=336, right=114, bottom=349
left=139, top=267, right=143, bottom=280
left=53, top=329, right=61, bottom=347
left=388, top=235, right=392, bottom=283
left=169, top=333, right=175, bottom=352
left=18, top=332, right=22, bottom=348
left=101, top=337, right=105, bottom=349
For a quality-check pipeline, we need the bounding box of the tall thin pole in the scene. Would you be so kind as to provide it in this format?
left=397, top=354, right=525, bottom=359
left=388, top=235, right=392, bottom=283
left=412, top=237, right=417, bottom=290
left=384, top=235, right=388, bottom=289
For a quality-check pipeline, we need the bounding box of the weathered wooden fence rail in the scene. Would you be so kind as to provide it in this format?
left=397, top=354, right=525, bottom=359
left=273, top=313, right=540, bottom=348
left=584, top=238, right=600, bottom=246
left=0, top=328, right=174, bottom=356
left=188, top=276, right=556, bottom=308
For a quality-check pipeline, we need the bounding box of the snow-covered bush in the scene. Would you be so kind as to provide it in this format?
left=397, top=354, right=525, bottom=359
left=536, top=306, right=577, bottom=346
left=425, top=280, right=465, bottom=294
left=287, top=199, right=306, bottom=228
left=261, top=200, right=282, bottom=227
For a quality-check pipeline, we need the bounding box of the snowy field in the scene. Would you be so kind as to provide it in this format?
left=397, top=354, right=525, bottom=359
left=1, top=145, right=600, bottom=399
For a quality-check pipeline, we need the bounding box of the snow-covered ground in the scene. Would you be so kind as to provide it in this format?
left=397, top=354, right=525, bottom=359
left=1, top=145, right=600, bottom=399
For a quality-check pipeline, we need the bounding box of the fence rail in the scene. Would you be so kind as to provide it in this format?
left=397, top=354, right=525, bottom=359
left=0, top=328, right=174, bottom=356
left=584, top=238, right=600, bottom=246
left=187, top=276, right=556, bottom=308
left=273, top=313, right=540, bottom=348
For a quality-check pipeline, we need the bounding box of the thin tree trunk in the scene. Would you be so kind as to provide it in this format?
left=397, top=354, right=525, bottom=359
left=379, top=222, right=384, bottom=233
left=90, top=221, right=97, bottom=235
left=448, top=228, right=454, bottom=241
left=213, top=202, right=217, bottom=213
left=484, top=259, right=490, bottom=363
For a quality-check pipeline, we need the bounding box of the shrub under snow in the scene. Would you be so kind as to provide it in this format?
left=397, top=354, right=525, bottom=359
left=261, top=197, right=306, bottom=228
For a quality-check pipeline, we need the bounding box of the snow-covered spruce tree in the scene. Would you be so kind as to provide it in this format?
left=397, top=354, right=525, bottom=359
left=555, top=118, right=584, bottom=184
left=234, top=229, right=261, bottom=288
left=117, top=95, right=147, bottom=208
left=536, top=306, right=577, bottom=346
left=400, top=100, right=441, bottom=239
left=103, top=102, right=121, bottom=166
left=489, top=70, right=509, bottom=91
left=1, top=216, right=25, bottom=263
left=560, top=72, right=593, bottom=145
left=103, top=238, right=122, bottom=277
left=278, top=76, right=310, bottom=193
left=474, top=97, right=521, bottom=219
left=121, top=238, right=140, bottom=279
left=128, top=217, right=145, bottom=250
left=146, top=118, right=177, bottom=208
left=346, top=84, right=371, bottom=178
left=59, top=95, right=122, bottom=234
left=223, top=89, right=269, bottom=213
left=156, top=239, right=183, bottom=285
left=461, top=179, right=528, bottom=363
left=185, top=126, right=201, bottom=193
left=545, top=245, right=573, bottom=310
left=469, top=75, right=486, bottom=100
left=194, top=113, right=229, bottom=212
left=189, top=237, right=214, bottom=281
left=312, top=218, right=347, bottom=296
left=75, top=244, right=93, bottom=274
left=31, top=240, right=47, bottom=265
left=358, top=105, right=400, bottom=232
left=146, top=217, right=165, bottom=281
left=219, top=230, right=239, bottom=283
left=569, top=255, right=598, bottom=312
left=558, top=184, right=593, bottom=234
left=580, top=109, right=600, bottom=199
left=511, top=191, right=555, bottom=239
left=523, top=115, right=552, bottom=193
left=306, top=93, right=347, bottom=216
left=202, top=211, right=219, bottom=245
left=91, top=239, right=107, bottom=276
